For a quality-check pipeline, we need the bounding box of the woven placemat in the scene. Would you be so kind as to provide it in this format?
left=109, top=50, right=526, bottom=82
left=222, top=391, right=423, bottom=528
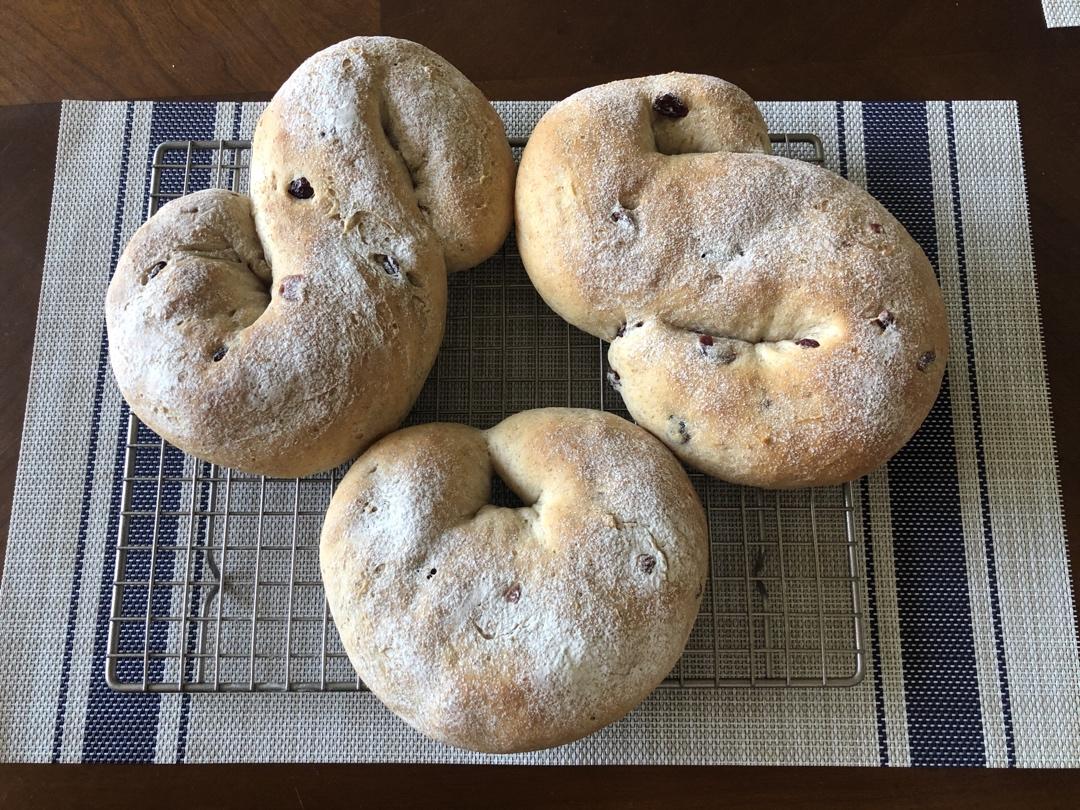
left=1043, top=0, right=1080, bottom=27
left=0, top=99, right=1077, bottom=766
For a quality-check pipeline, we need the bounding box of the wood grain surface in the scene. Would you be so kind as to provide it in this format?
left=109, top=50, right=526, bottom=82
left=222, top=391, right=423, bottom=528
left=1, top=0, right=1079, bottom=806
left=0, top=0, right=378, bottom=104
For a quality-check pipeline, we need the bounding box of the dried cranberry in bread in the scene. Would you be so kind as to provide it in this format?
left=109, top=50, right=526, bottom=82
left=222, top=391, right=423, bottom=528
left=106, top=37, right=514, bottom=476
left=515, top=74, right=947, bottom=488
left=321, top=409, right=708, bottom=753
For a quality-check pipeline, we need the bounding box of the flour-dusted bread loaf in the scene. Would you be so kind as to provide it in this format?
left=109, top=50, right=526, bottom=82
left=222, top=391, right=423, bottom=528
left=321, top=408, right=709, bottom=753
left=516, top=75, right=948, bottom=488
left=106, top=37, right=514, bottom=477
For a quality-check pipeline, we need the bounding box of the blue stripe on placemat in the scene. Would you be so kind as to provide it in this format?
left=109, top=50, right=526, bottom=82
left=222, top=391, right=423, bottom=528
left=50, top=101, right=136, bottom=762
left=944, top=101, right=1016, bottom=765
left=836, top=100, right=889, bottom=766
left=74, top=102, right=218, bottom=762
left=835, top=101, right=849, bottom=178
left=863, top=102, right=985, bottom=766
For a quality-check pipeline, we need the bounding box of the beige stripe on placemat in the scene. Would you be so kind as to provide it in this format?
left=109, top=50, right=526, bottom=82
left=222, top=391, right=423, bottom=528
left=953, top=101, right=1080, bottom=767
left=0, top=101, right=131, bottom=762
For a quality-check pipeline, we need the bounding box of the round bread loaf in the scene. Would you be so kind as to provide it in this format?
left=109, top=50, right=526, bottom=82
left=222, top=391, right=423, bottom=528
left=321, top=408, right=709, bottom=753
left=515, top=74, right=948, bottom=488
left=106, top=37, right=514, bottom=477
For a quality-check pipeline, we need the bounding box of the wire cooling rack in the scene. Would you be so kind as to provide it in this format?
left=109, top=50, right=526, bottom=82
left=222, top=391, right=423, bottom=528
left=107, top=132, right=866, bottom=693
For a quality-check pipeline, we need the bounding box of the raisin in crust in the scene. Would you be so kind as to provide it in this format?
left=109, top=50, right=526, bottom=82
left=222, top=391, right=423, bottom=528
left=320, top=409, right=709, bottom=753
left=515, top=74, right=948, bottom=488
left=106, top=37, right=514, bottom=477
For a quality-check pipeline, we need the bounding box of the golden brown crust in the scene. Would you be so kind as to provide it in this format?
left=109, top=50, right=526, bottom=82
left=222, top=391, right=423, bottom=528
left=106, top=37, right=514, bottom=476
left=320, top=409, right=709, bottom=753
left=515, top=73, right=948, bottom=488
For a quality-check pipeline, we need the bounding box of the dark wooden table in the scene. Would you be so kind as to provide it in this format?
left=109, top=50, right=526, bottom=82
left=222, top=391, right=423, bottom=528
left=2, top=1, right=1079, bottom=807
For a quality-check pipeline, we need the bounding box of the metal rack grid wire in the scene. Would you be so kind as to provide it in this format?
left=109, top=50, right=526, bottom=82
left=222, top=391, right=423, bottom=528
left=106, top=132, right=865, bottom=693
